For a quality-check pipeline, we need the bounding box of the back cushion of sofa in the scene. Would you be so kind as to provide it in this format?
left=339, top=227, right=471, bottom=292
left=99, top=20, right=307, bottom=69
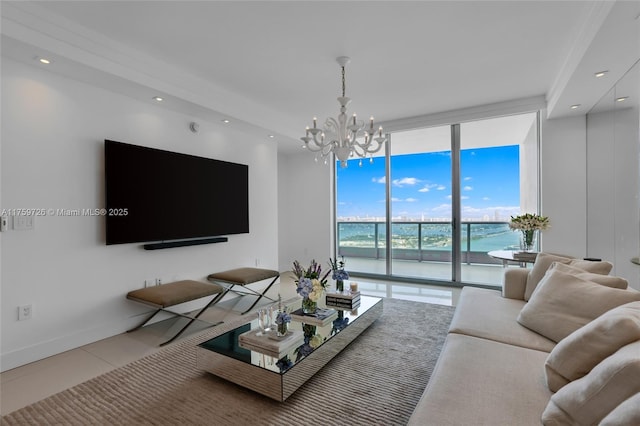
left=517, top=267, right=640, bottom=342
left=545, top=301, right=640, bottom=392
left=524, top=252, right=613, bottom=301
left=541, top=340, right=640, bottom=426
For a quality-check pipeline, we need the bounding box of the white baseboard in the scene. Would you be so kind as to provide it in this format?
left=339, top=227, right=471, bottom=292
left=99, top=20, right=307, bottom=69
left=0, top=294, right=243, bottom=373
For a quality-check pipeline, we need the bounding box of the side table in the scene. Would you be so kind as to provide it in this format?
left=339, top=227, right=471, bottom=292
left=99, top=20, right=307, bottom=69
left=488, top=250, right=537, bottom=267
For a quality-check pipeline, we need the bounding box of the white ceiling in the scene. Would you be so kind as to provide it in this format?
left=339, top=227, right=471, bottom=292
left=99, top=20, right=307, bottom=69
left=2, top=1, right=639, bottom=153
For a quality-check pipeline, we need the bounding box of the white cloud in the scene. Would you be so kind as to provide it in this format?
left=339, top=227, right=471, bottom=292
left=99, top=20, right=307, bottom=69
left=373, top=176, right=386, bottom=184
left=432, top=203, right=452, bottom=213
left=418, top=183, right=440, bottom=192
left=464, top=176, right=472, bottom=181
left=391, top=197, right=419, bottom=203
left=463, top=186, right=473, bottom=191
left=392, top=177, right=420, bottom=187
left=436, top=185, right=446, bottom=190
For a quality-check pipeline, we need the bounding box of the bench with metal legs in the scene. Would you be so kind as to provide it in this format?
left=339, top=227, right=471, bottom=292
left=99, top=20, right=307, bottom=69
left=207, top=267, right=280, bottom=315
left=126, top=280, right=228, bottom=346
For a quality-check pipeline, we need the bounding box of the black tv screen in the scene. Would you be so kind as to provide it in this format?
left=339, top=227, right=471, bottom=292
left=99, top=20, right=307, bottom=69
left=105, top=140, right=249, bottom=245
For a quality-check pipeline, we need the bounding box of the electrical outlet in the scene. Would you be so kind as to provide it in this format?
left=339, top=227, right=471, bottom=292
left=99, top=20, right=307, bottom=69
left=0, top=215, right=8, bottom=232
left=18, top=304, right=32, bottom=321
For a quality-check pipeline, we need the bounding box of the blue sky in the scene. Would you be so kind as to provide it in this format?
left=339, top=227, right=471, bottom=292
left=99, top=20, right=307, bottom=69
left=336, top=145, right=521, bottom=221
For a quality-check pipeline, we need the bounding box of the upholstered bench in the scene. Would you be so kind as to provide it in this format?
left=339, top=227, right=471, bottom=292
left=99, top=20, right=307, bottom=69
left=127, top=280, right=226, bottom=346
left=207, top=267, right=279, bottom=314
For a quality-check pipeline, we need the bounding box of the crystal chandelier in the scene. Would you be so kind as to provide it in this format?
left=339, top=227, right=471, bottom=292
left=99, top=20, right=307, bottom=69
left=301, top=56, right=387, bottom=168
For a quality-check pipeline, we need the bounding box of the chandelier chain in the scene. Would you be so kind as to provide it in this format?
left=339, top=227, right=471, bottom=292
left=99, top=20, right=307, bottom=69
left=341, top=66, right=346, bottom=98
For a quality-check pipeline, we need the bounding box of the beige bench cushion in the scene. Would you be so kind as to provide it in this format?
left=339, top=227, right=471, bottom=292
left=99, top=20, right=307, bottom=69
left=207, top=267, right=279, bottom=285
left=127, top=280, right=222, bottom=308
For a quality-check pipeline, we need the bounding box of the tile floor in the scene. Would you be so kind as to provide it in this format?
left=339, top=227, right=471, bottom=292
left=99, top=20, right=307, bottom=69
left=0, top=276, right=461, bottom=416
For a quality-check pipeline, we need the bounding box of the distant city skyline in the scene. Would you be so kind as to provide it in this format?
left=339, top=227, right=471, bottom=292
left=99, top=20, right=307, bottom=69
left=336, top=145, right=521, bottom=221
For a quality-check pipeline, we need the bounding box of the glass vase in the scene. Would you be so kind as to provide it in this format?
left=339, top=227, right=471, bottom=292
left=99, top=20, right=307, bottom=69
left=302, top=297, right=317, bottom=314
left=520, top=230, right=537, bottom=252
left=336, top=279, right=344, bottom=293
left=277, top=321, right=289, bottom=337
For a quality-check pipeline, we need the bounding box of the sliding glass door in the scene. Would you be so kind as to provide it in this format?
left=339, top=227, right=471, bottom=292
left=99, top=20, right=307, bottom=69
left=335, top=111, right=539, bottom=286
left=459, top=113, right=538, bottom=284
left=389, top=125, right=453, bottom=281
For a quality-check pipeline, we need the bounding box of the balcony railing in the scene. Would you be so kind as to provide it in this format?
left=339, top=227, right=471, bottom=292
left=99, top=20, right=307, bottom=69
left=337, top=220, right=521, bottom=265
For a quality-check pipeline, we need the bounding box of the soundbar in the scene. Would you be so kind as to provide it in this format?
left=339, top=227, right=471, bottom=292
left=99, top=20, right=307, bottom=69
left=143, top=237, right=228, bottom=250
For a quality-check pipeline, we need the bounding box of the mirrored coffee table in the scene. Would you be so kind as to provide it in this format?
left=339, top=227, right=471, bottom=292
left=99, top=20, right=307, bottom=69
left=196, top=295, right=383, bottom=401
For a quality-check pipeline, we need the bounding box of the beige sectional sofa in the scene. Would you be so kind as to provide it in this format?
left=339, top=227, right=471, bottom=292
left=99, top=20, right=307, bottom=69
left=408, top=253, right=640, bottom=425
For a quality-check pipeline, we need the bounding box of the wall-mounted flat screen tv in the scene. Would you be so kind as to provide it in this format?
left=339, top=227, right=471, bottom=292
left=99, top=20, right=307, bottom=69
left=105, top=140, right=249, bottom=245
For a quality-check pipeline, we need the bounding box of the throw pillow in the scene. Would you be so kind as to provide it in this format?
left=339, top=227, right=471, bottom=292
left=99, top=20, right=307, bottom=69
left=599, top=392, right=640, bottom=426
left=551, top=263, right=628, bottom=290
left=517, top=267, right=640, bottom=342
left=545, top=301, right=640, bottom=392
left=524, top=252, right=572, bottom=301
left=524, top=252, right=613, bottom=301
left=541, top=340, right=640, bottom=425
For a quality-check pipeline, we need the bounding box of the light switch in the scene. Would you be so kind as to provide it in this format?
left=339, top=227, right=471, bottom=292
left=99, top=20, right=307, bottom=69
left=13, top=216, right=34, bottom=230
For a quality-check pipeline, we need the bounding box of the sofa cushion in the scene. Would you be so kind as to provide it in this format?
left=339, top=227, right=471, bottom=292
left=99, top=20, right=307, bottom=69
left=524, top=252, right=613, bottom=301
left=449, top=287, right=555, bottom=352
left=550, top=262, right=628, bottom=289
left=517, top=266, right=640, bottom=342
left=545, top=301, right=640, bottom=392
left=541, top=340, right=640, bottom=426
left=408, top=334, right=552, bottom=426
left=599, top=392, right=640, bottom=426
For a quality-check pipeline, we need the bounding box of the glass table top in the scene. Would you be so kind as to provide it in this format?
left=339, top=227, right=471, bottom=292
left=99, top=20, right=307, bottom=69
left=198, top=295, right=382, bottom=375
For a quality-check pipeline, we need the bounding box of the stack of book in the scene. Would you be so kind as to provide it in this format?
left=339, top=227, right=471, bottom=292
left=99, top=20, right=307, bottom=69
left=513, top=251, right=538, bottom=262
left=325, top=291, right=361, bottom=309
left=289, top=307, right=338, bottom=326
left=238, top=329, right=304, bottom=358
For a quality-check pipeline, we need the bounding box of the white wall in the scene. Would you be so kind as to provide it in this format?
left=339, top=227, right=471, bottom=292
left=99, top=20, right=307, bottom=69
left=587, top=106, right=640, bottom=285
left=539, top=113, right=588, bottom=258
left=540, top=110, right=640, bottom=290
left=277, top=150, right=333, bottom=274
left=1, top=58, right=279, bottom=371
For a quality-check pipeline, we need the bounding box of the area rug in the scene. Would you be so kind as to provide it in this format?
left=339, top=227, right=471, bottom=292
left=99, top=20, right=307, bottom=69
left=2, top=298, right=454, bottom=426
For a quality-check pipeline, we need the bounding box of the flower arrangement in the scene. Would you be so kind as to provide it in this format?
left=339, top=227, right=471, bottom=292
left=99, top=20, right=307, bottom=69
left=292, top=260, right=330, bottom=313
left=508, top=213, right=550, bottom=231
left=274, top=294, right=291, bottom=337
left=329, top=256, right=350, bottom=281
left=295, top=324, right=324, bottom=361
left=329, top=256, right=349, bottom=292
left=276, top=356, right=293, bottom=373
left=332, top=311, right=349, bottom=335
left=509, top=213, right=550, bottom=251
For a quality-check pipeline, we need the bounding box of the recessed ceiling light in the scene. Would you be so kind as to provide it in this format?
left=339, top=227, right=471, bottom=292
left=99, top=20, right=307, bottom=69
left=152, top=96, right=164, bottom=102
left=616, top=96, right=629, bottom=102
left=594, top=70, right=608, bottom=78
left=38, top=57, right=51, bottom=64
left=221, top=119, right=230, bottom=124
left=268, top=135, right=275, bottom=139
left=570, top=104, right=581, bottom=109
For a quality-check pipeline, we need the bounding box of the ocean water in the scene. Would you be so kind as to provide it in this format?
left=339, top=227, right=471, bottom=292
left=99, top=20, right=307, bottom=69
left=338, top=222, right=520, bottom=251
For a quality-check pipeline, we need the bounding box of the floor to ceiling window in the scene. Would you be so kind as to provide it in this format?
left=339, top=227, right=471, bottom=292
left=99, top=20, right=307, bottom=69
left=335, top=111, right=539, bottom=287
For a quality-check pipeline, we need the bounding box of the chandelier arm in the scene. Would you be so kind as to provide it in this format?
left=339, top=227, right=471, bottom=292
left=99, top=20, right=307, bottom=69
left=352, top=138, right=385, bottom=154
